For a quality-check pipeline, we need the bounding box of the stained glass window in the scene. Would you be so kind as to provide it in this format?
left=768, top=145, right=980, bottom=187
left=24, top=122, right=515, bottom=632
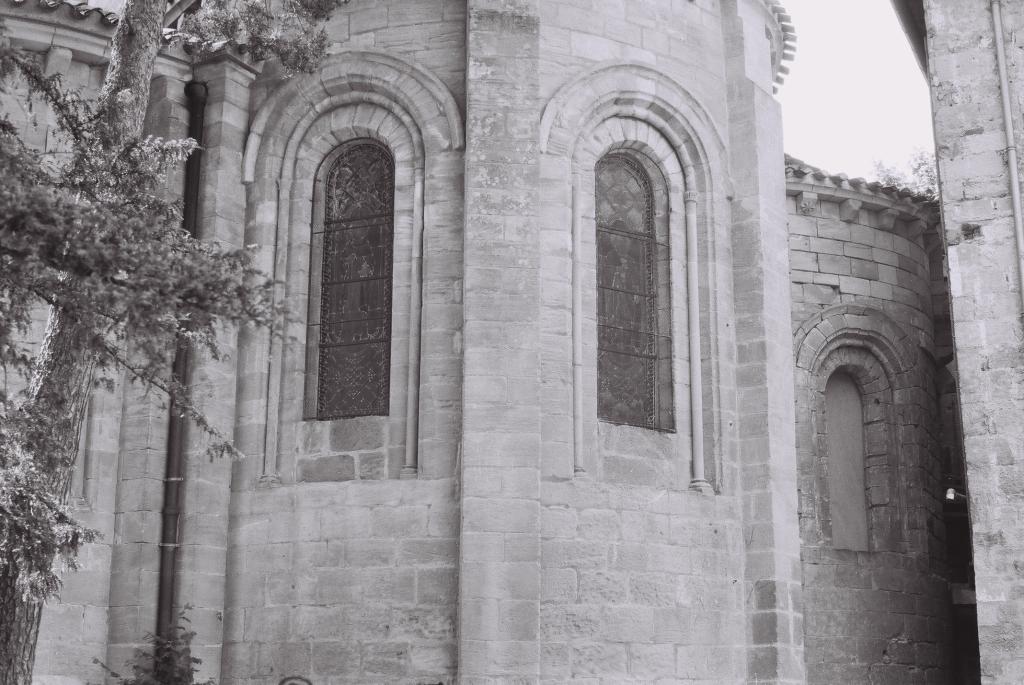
left=315, top=141, right=394, bottom=419
left=596, top=153, right=666, bottom=429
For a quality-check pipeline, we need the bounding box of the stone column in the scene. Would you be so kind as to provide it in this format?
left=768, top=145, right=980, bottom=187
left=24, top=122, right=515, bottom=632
left=724, top=1, right=803, bottom=683
left=458, top=1, right=543, bottom=682
left=173, top=53, right=257, bottom=682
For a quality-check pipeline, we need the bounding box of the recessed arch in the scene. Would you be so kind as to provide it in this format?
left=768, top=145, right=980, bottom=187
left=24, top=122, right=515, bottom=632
left=546, top=108, right=719, bottom=491
left=239, top=51, right=455, bottom=482
left=793, top=304, right=926, bottom=553
left=538, top=63, right=730, bottom=489
left=823, top=370, right=869, bottom=551
left=243, top=49, right=463, bottom=185
left=811, top=347, right=898, bottom=551
left=540, top=61, right=729, bottom=199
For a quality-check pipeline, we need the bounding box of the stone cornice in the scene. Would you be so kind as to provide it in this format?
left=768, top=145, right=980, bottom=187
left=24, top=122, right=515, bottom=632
left=761, top=0, right=797, bottom=91
left=785, top=154, right=938, bottom=224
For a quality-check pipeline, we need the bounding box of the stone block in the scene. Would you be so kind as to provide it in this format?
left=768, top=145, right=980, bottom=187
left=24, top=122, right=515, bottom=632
left=568, top=642, right=627, bottom=678
left=542, top=506, right=578, bottom=538
left=541, top=604, right=602, bottom=641
left=410, top=643, right=458, bottom=675
left=600, top=605, right=654, bottom=642
left=297, top=454, right=355, bottom=482
left=461, top=561, right=540, bottom=600
left=344, top=538, right=397, bottom=566
left=628, top=572, right=677, bottom=607
left=362, top=641, right=411, bottom=677
left=542, top=568, right=578, bottom=602
left=629, top=642, right=675, bottom=679
left=417, top=567, right=458, bottom=604
left=578, top=570, right=628, bottom=604
left=463, top=497, right=538, bottom=533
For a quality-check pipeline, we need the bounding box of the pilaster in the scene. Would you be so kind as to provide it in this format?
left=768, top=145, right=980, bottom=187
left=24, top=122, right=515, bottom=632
left=458, top=1, right=543, bottom=682
left=724, top=1, right=804, bottom=683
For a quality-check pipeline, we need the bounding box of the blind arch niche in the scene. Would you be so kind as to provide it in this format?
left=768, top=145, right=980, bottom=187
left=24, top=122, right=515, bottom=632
left=307, top=139, right=395, bottom=420
left=824, top=371, right=869, bottom=551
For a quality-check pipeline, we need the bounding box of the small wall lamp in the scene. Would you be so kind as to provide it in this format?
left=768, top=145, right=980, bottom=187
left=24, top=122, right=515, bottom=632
left=945, top=487, right=968, bottom=502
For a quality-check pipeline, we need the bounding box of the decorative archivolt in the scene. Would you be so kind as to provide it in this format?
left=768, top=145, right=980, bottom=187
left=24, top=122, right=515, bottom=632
left=240, top=50, right=461, bottom=483
left=540, top=61, right=728, bottom=197
left=242, top=49, right=463, bottom=185
left=793, top=304, right=918, bottom=385
left=793, top=304, right=924, bottom=553
left=545, top=62, right=726, bottom=491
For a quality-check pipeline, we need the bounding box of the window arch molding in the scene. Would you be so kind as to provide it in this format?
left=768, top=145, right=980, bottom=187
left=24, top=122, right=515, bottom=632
left=811, top=347, right=899, bottom=552
left=239, top=51, right=464, bottom=485
left=564, top=116, right=713, bottom=490
left=242, top=94, right=430, bottom=483
left=539, top=63, right=730, bottom=491
left=794, top=304, right=925, bottom=554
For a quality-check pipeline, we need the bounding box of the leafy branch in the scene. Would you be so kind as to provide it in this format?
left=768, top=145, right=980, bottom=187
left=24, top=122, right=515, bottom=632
left=0, top=39, right=281, bottom=600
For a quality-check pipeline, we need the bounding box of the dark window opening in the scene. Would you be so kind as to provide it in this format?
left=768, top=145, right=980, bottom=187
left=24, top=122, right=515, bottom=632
left=595, top=153, right=671, bottom=429
left=315, top=141, right=395, bottom=420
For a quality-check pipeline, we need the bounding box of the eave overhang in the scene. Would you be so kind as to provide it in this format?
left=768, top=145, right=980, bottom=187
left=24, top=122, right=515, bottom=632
left=891, top=0, right=928, bottom=75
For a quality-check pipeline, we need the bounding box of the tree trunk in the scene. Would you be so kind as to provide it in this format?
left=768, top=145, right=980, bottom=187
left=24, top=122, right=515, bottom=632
left=0, top=0, right=166, bottom=678
left=0, top=568, right=42, bottom=685
left=96, top=0, right=166, bottom=140
left=0, top=308, right=96, bottom=685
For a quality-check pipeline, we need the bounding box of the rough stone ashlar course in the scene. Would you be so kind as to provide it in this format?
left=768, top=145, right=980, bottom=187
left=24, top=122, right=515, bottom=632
left=0, top=0, right=974, bottom=683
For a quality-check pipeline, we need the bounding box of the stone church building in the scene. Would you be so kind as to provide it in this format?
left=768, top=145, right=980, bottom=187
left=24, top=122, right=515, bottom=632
left=2, top=0, right=1022, bottom=682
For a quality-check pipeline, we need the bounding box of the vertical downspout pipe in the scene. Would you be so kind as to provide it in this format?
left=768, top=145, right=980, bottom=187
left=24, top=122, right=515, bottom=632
left=157, top=79, right=207, bottom=640
left=991, top=0, right=1024, bottom=315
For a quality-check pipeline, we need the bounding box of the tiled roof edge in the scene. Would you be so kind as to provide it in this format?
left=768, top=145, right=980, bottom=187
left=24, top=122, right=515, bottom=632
left=764, top=0, right=797, bottom=92
left=4, top=0, right=118, bottom=27
left=785, top=153, right=938, bottom=209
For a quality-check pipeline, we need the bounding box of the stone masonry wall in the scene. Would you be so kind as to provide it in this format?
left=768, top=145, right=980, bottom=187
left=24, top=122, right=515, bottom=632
left=539, top=481, right=747, bottom=682
left=11, top=0, right=814, bottom=683
left=533, top=0, right=796, bottom=681
left=922, top=1, right=1024, bottom=681
left=221, top=1, right=466, bottom=683
left=786, top=175, right=953, bottom=684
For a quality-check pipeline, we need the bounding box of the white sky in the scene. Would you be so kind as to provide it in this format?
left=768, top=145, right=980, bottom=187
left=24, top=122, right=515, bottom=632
left=776, top=0, right=935, bottom=180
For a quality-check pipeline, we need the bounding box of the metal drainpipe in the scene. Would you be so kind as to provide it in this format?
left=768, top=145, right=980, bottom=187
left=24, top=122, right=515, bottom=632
left=156, top=79, right=207, bottom=640
left=991, top=0, right=1024, bottom=315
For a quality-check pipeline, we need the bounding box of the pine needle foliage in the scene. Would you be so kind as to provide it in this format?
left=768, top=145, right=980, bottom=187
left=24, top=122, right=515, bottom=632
left=1, top=0, right=355, bottom=678
left=169, top=0, right=350, bottom=74
left=0, top=39, right=280, bottom=599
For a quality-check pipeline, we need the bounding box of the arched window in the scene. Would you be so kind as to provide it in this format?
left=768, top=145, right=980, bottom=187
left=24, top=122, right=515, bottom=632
left=595, top=153, right=673, bottom=430
left=824, top=371, right=869, bottom=550
left=310, top=140, right=395, bottom=420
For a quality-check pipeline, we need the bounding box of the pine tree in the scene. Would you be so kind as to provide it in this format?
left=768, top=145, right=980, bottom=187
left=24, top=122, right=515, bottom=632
left=0, top=0, right=347, bottom=680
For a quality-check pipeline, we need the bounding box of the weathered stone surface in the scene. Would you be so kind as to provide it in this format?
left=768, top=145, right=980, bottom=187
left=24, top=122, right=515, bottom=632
left=918, top=1, right=1024, bottom=681
left=297, top=454, right=356, bottom=482
left=6, top=0, right=984, bottom=684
